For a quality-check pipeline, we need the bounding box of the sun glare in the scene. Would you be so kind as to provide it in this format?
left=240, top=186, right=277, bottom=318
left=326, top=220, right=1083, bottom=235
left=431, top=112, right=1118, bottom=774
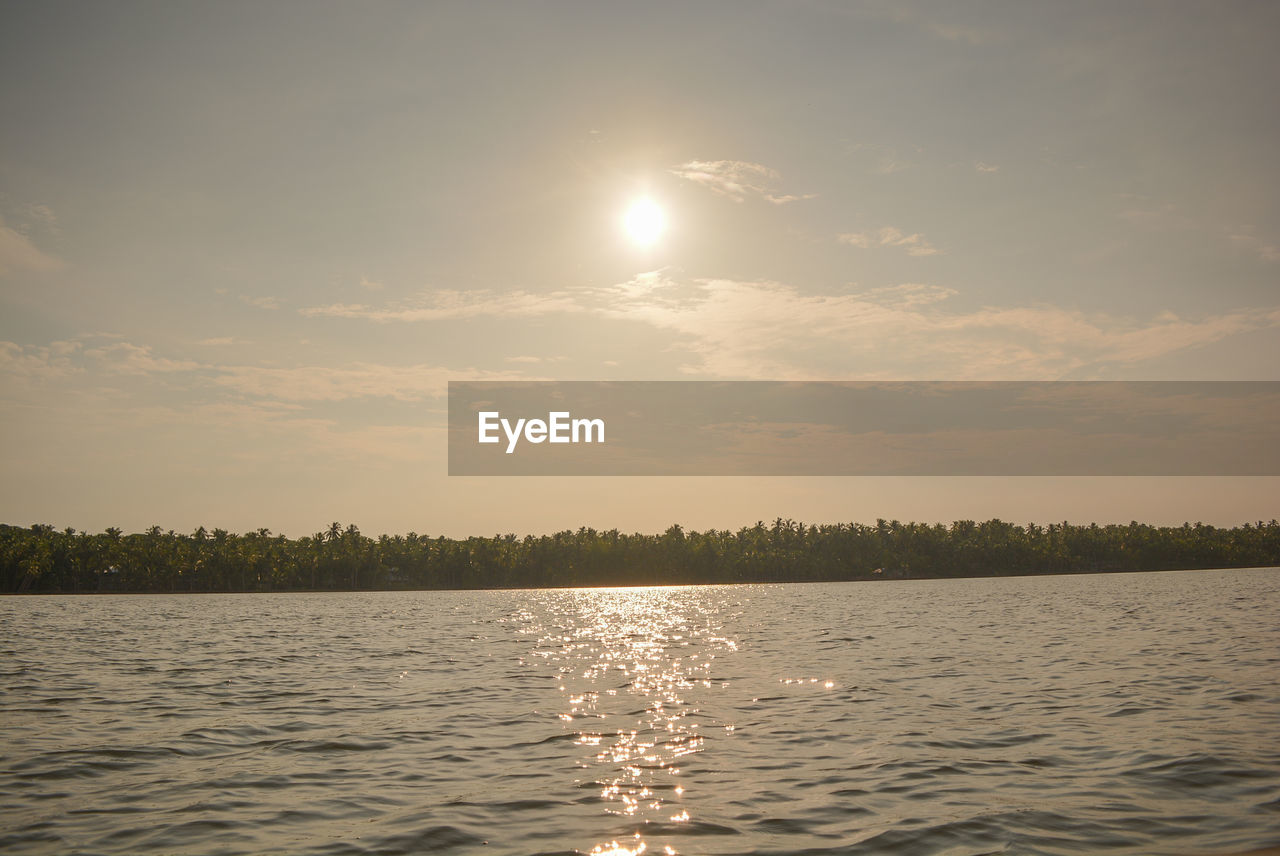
left=623, top=199, right=666, bottom=247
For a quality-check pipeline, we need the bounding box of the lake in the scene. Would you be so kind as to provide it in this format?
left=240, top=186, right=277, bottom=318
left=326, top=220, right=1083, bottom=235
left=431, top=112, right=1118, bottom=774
left=2, top=568, right=1278, bottom=855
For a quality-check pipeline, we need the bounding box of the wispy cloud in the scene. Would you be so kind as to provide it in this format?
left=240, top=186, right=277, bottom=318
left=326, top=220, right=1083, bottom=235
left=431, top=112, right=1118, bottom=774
left=300, top=289, right=584, bottom=322
left=975, top=162, right=999, bottom=173
left=212, top=363, right=528, bottom=402
left=670, top=160, right=816, bottom=204
left=1117, top=200, right=1280, bottom=262
left=22, top=203, right=59, bottom=232
left=0, top=340, right=83, bottom=382
left=839, top=226, right=942, bottom=256
left=240, top=295, right=281, bottom=310
left=0, top=221, right=63, bottom=276
left=2, top=338, right=201, bottom=383
left=588, top=276, right=1280, bottom=380
left=24, top=280, right=1267, bottom=412
left=292, top=272, right=1278, bottom=380
left=1116, top=200, right=1195, bottom=232
left=862, top=1, right=992, bottom=45
left=1228, top=227, right=1280, bottom=263
left=505, top=355, right=567, bottom=364
left=82, top=342, right=201, bottom=374
left=2, top=337, right=532, bottom=404
left=848, top=143, right=920, bottom=175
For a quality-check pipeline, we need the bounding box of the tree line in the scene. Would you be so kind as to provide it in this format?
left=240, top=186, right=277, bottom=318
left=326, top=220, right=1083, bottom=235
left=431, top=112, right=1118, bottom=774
left=2, top=518, right=1278, bottom=594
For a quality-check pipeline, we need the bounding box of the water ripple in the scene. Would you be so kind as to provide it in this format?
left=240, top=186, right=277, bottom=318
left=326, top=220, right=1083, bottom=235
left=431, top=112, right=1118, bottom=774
left=0, top=570, right=1278, bottom=854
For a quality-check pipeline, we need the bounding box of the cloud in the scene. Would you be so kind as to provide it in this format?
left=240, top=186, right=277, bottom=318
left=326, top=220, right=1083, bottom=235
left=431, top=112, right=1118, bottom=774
left=199, top=337, right=246, bottom=346
left=856, top=283, right=958, bottom=306
left=1117, top=202, right=1279, bottom=262
left=839, top=226, right=942, bottom=256
left=863, top=1, right=991, bottom=45
left=82, top=342, right=201, bottom=374
left=1116, top=201, right=1278, bottom=262
left=670, top=160, right=816, bottom=204
left=505, top=355, right=567, bottom=364
left=212, top=363, right=533, bottom=402
left=294, top=272, right=1278, bottom=380
left=589, top=276, right=1280, bottom=380
left=1228, top=228, right=1280, bottom=263
left=0, top=221, right=63, bottom=276
left=848, top=143, right=920, bottom=175
left=240, top=295, right=281, bottom=310
left=359, top=276, right=384, bottom=290
left=300, top=288, right=584, bottom=322
left=3, top=338, right=201, bottom=385
left=0, top=340, right=83, bottom=382
left=975, top=162, right=999, bottom=173
left=595, top=277, right=968, bottom=377
left=24, top=204, right=59, bottom=230
left=3, top=336, right=536, bottom=404
left=1116, top=200, right=1195, bottom=232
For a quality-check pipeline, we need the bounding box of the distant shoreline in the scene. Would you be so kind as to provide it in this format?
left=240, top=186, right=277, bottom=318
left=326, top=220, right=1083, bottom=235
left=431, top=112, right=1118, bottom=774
left=4, top=518, right=1278, bottom=594
left=2, top=563, right=1278, bottom=597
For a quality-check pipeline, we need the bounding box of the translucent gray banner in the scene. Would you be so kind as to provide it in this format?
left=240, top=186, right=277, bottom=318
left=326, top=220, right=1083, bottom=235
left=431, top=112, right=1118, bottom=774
left=447, top=381, right=1280, bottom=476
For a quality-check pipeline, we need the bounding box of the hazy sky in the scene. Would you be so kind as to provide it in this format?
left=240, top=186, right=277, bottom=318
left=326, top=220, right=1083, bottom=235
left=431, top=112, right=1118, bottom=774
left=2, top=1, right=1278, bottom=537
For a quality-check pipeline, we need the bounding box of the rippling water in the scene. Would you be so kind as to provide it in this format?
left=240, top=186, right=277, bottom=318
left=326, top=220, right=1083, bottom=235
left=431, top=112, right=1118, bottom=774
left=2, top=568, right=1279, bottom=855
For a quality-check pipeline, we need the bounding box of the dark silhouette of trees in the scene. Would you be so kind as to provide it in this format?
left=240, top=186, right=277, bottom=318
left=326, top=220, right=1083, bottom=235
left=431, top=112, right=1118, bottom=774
left=1, top=518, right=1277, bottom=594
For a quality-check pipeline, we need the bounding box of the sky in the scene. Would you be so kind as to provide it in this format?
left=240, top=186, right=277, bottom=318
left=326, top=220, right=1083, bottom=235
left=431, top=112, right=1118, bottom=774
left=2, top=0, right=1278, bottom=538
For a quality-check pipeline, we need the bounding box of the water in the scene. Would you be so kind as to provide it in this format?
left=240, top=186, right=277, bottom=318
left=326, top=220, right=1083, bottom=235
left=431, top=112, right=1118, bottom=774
left=2, top=568, right=1279, bottom=855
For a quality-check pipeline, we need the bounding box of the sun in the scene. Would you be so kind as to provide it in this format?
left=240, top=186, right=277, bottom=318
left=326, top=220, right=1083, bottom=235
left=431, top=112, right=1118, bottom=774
left=623, top=198, right=666, bottom=247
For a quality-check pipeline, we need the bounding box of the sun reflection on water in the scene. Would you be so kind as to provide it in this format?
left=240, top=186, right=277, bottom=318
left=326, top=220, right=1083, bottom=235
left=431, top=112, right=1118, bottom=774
left=518, top=586, right=743, bottom=855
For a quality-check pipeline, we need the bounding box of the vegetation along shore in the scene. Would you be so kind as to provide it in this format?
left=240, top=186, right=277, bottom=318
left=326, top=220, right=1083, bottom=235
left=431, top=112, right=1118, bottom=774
left=3, top=519, right=1278, bottom=594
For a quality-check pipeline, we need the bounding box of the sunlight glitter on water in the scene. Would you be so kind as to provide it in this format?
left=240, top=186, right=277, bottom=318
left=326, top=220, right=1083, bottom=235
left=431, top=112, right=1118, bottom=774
left=523, top=586, right=741, bottom=854
left=6, top=572, right=1280, bottom=855
left=588, top=836, right=647, bottom=856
